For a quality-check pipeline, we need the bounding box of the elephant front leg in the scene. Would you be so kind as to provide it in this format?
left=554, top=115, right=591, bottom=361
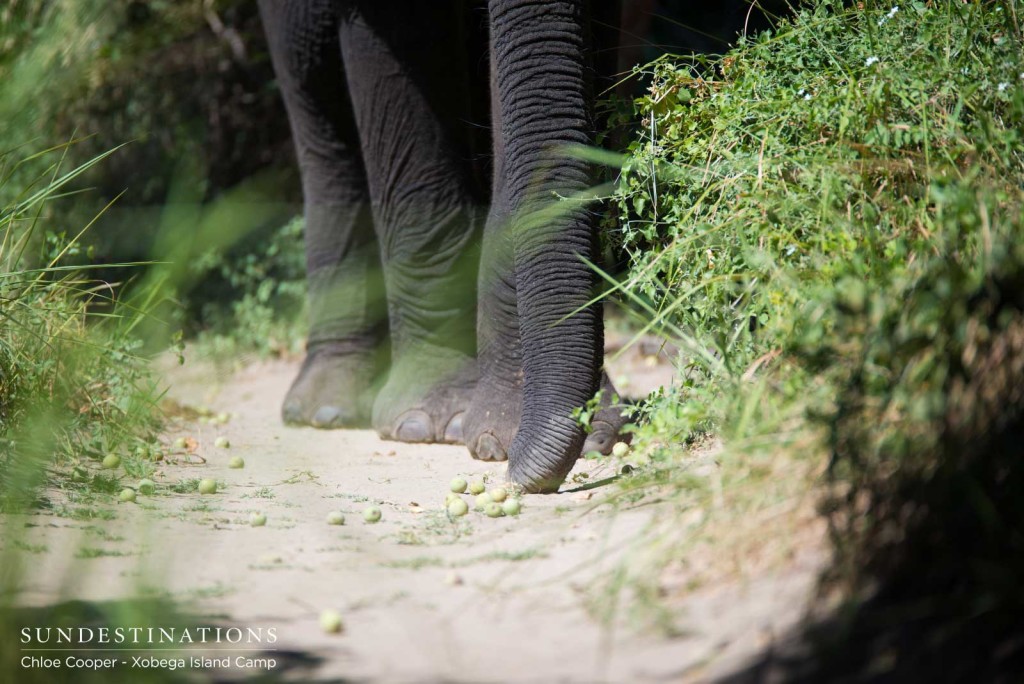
left=338, top=1, right=481, bottom=444
left=260, top=0, right=389, bottom=429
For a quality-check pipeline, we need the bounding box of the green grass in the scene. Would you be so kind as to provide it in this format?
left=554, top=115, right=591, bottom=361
left=75, top=547, right=130, bottom=560
left=0, top=145, right=167, bottom=512
left=606, top=1, right=1024, bottom=675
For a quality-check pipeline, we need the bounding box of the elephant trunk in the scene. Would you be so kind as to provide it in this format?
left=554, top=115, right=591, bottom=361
left=490, top=0, right=601, bottom=492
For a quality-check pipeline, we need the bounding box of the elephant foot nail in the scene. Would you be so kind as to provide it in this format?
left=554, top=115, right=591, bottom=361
left=393, top=410, right=433, bottom=442
left=282, top=401, right=305, bottom=426
left=443, top=413, right=465, bottom=443
left=311, top=405, right=349, bottom=429
left=473, top=432, right=508, bottom=462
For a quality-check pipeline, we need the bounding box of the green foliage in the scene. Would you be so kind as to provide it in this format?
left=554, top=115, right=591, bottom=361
left=0, top=145, right=163, bottom=510
left=792, top=189, right=1024, bottom=678
left=615, top=0, right=1024, bottom=441
left=191, top=216, right=307, bottom=361
left=612, top=0, right=1024, bottom=670
left=0, top=0, right=299, bottom=352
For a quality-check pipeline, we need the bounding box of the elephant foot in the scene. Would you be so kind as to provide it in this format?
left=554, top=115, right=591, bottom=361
left=372, top=345, right=477, bottom=444
left=282, top=341, right=383, bottom=429
left=463, top=371, right=631, bottom=465
left=462, top=372, right=522, bottom=463
left=582, top=374, right=634, bottom=455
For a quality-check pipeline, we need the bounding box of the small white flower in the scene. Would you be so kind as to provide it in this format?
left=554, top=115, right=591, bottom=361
left=998, top=82, right=1010, bottom=92
left=804, top=93, right=812, bottom=100
left=878, top=6, right=898, bottom=26
left=865, top=56, right=880, bottom=67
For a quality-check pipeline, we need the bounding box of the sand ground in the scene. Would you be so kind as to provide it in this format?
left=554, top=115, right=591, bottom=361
left=6, top=343, right=825, bottom=683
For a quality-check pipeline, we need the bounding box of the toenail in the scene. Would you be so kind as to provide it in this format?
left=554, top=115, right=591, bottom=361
left=395, top=411, right=431, bottom=442
left=583, top=421, right=616, bottom=454
left=311, top=405, right=342, bottom=428
left=443, top=413, right=465, bottom=443
left=475, top=432, right=507, bottom=462
left=282, top=402, right=304, bottom=425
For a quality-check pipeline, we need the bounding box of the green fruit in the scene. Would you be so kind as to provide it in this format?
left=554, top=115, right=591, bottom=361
left=72, top=466, right=89, bottom=482
left=488, top=487, right=507, bottom=503
left=137, top=478, right=156, bottom=495
left=198, top=479, right=217, bottom=495
left=501, top=498, right=521, bottom=516
left=449, top=477, right=468, bottom=494
left=216, top=412, right=230, bottom=424
left=249, top=512, right=267, bottom=527
left=468, top=480, right=486, bottom=495
left=444, top=492, right=461, bottom=506
left=228, top=456, right=245, bottom=469
left=474, top=492, right=491, bottom=509
left=102, top=454, right=121, bottom=469
left=326, top=511, right=345, bottom=526
left=173, top=437, right=187, bottom=449
left=215, top=437, right=230, bottom=449
left=362, top=506, right=382, bottom=523
left=611, top=441, right=630, bottom=458
left=447, top=498, right=469, bottom=517
left=319, top=610, right=344, bottom=634
left=484, top=502, right=504, bottom=518
left=118, top=488, right=136, bottom=503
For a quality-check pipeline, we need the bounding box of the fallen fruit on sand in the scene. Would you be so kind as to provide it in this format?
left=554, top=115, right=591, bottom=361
left=447, top=498, right=469, bottom=517
left=326, top=511, right=345, bottom=526
left=249, top=512, right=267, bottom=527
left=198, top=479, right=217, bottom=495
left=215, top=437, right=230, bottom=449
left=319, top=610, right=344, bottom=634
left=119, top=488, right=136, bottom=503
left=474, top=492, right=491, bottom=509
left=102, top=454, right=121, bottom=469
left=449, top=477, right=467, bottom=494
left=173, top=437, right=187, bottom=449
left=228, top=456, right=245, bottom=469
left=137, top=478, right=156, bottom=495
left=501, top=498, right=521, bottom=516
left=484, top=502, right=504, bottom=518
left=488, top=487, right=507, bottom=503
left=444, top=492, right=461, bottom=506
left=362, top=506, right=382, bottom=523
left=611, top=441, right=630, bottom=458
left=468, top=480, right=485, bottom=495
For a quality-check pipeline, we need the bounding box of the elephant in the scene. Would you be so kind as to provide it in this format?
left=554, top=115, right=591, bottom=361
left=257, top=0, right=629, bottom=492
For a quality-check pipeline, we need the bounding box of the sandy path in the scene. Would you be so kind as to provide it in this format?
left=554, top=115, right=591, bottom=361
left=6, top=348, right=824, bottom=683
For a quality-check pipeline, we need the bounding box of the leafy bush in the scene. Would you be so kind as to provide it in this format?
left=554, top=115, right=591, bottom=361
left=611, top=0, right=1024, bottom=672
left=190, top=215, right=307, bottom=361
